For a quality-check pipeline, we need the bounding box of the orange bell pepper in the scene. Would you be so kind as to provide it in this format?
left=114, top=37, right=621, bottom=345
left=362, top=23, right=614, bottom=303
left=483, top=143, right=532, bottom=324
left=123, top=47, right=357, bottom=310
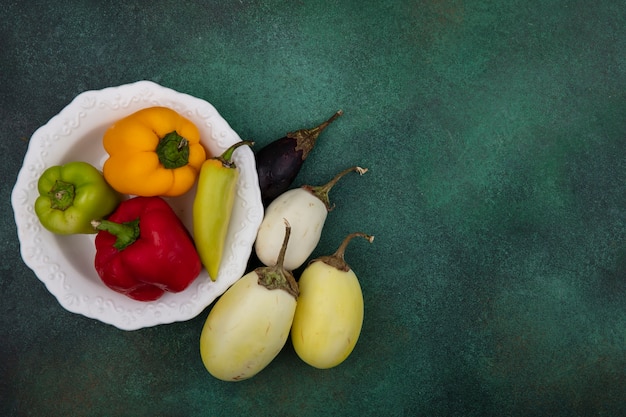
left=102, top=107, right=207, bottom=197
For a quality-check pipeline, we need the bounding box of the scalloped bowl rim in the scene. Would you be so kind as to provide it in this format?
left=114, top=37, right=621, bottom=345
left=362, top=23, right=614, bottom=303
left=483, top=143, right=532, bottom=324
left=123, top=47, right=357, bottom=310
left=11, top=80, right=263, bottom=330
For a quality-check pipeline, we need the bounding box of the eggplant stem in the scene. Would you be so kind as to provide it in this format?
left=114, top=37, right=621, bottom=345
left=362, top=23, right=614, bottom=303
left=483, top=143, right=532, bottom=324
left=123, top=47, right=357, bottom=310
left=305, top=165, right=368, bottom=211
left=289, top=110, right=343, bottom=159
left=255, top=219, right=299, bottom=299
left=315, top=232, right=374, bottom=272
left=334, top=232, right=375, bottom=261
left=322, top=166, right=367, bottom=192
left=275, top=219, right=291, bottom=268
left=314, top=109, right=343, bottom=134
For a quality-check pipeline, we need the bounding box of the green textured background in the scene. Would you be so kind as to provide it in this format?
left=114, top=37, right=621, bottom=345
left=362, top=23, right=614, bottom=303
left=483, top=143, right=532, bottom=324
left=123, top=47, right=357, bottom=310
left=2, top=1, right=625, bottom=416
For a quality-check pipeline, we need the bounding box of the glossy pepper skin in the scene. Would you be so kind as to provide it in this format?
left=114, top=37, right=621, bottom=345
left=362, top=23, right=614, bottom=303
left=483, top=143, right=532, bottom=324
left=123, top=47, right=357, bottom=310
left=92, top=196, right=202, bottom=301
left=34, top=161, right=120, bottom=234
left=102, top=106, right=207, bottom=197
left=193, top=141, right=254, bottom=281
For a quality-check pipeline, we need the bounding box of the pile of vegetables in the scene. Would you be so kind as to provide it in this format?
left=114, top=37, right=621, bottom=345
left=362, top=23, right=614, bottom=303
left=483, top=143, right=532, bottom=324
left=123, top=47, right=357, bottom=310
left=35, top=106, right=252, bottom=300
left=34, top=105, right=373, bottom=380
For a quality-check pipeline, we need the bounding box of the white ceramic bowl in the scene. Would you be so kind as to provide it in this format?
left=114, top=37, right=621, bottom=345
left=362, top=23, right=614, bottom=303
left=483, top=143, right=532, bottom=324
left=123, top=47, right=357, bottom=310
left=11, top=80, right=263, bottom=330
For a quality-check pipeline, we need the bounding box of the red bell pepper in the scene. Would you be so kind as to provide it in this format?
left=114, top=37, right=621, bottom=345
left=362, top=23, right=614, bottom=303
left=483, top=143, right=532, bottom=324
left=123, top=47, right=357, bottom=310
left=92, top=196, right=202, bottom=301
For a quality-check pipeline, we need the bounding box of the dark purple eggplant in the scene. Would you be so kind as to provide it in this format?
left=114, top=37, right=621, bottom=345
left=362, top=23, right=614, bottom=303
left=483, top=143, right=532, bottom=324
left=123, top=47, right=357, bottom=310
left=256, top=110, right=343, bottom=206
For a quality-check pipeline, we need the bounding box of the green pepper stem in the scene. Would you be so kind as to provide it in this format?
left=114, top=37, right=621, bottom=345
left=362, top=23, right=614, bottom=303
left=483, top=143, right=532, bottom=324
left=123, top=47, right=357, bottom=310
left=303, top=166, right=368, bottom=211
left=156, top=131, right=190, bottom=169
left=48, top=180, right=76, bottom=211
left=91, top=218, right=140, bottom=251
left=287, top=110, right=343, bottom=160
left=218, top=140, right=255, bottom=168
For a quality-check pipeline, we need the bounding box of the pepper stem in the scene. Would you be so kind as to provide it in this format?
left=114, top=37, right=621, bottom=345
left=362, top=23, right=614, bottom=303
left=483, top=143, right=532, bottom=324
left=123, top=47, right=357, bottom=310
left=288, top=110, right=343, bottom=160
left=91, top=218, right=140, bottom=251
left=48, top=180, right=76, bottom=211
left=255, top=219, right=299, bottom=299
left=303, top=166, right=368, bottom=211
left=217, top=140, right=255, bottom=168
left=156, top=131, right=190, bottom=169
left=317, top=232, right=375, bottom=272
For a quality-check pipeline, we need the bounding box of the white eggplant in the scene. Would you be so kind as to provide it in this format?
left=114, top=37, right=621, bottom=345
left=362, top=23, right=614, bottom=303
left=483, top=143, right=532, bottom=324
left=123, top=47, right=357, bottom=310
left=291, top=232, right=374, bottom=369
left=255, top=166, right=367, bottom=270
left=200, top=222, right=298, bottom=381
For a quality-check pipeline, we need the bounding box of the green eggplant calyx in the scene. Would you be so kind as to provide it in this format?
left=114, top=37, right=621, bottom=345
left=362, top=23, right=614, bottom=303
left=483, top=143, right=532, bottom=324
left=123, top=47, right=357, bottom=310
left=256, top=269, right=298, bottom=297
left=288, top=110, right=343, bottom=160
left=156, top=131, right=190, bottom=169
left=256, top=219, right=298, bottom=299
left=92, top=218, right=140, bottom=251
left=303, top=165, right=368, bottom=211
left=316, top=232, right=374, bottom=272
left=48, top=180, right=76, bottom=211
left=218, top=140, right=255, bottom=169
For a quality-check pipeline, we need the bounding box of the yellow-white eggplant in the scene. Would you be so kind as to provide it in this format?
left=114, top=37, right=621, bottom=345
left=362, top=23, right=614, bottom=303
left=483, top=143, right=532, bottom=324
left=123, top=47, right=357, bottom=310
left=200, top=221, right=298, bottom=381
left=255, top=166, right=367, bottom=270
left=291, top=232, right=373, bottom=369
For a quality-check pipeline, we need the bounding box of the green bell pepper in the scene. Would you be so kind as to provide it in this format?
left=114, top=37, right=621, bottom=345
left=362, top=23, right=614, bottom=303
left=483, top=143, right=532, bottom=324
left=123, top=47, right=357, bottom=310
left=34, top=161, right=121, bottom=235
